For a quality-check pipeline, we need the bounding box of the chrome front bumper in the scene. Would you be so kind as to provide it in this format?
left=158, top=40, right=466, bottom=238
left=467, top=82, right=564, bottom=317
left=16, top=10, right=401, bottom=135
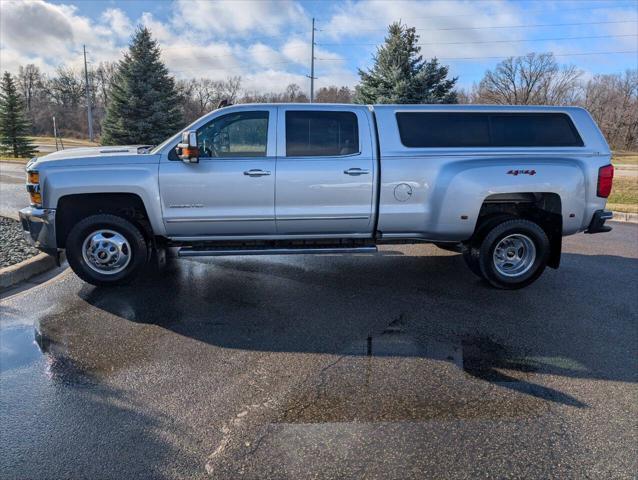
left=19, top=207, right=58, bottom=252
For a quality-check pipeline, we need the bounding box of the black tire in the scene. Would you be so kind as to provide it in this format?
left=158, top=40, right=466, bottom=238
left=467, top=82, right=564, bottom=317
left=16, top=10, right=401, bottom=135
left=463, top=245, right=483, bottom=278
left=66, top=214, right=148, bottom=286
left=478, top=219, right=550, bottom=290
left=463, top=214, right=514, bottom=279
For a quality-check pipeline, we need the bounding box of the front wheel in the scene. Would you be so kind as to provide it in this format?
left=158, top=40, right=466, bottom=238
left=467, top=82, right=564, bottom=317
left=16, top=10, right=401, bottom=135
left=66, top=214, right=148, bottom=286
left=477, top=219, right=550, bottom=290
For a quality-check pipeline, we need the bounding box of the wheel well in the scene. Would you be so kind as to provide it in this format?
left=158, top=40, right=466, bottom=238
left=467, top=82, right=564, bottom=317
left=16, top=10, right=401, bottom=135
left=473, top=192, right=563, bottom=269
left=56, top=193, right=152, bottom=248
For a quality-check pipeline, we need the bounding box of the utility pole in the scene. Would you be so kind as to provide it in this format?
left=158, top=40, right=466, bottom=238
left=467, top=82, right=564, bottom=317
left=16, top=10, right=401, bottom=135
left=52, top=116, right=58, bottom=151
left=307, top=18, right=317, bottom=103
left=83, top=45, right=94, bottom=142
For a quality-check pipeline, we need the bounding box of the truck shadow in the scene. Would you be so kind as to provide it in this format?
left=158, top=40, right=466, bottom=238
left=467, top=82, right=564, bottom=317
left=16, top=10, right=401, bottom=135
left=1, top=326, right=199, bottom=480
left=37, top=251, right=638, bottom=413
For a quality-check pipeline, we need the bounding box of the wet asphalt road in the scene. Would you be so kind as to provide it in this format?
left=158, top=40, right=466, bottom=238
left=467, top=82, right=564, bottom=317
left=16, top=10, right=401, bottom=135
left=1, top=223, right=637, bottom=479
left=0, top=162, right=28, bottom=220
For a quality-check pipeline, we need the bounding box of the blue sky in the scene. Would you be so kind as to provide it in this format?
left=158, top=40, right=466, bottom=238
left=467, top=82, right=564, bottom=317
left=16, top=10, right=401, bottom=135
left=1, top=0, right=636, bottom=93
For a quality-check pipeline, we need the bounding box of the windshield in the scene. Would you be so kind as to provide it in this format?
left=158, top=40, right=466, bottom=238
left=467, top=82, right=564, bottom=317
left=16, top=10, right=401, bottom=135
left=149, top=114, right=212, bottom=155
left=150, top=131, right=181, bottom=155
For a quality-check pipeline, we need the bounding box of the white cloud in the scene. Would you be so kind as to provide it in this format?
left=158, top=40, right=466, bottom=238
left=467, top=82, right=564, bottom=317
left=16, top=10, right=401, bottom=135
left=0, top=0, right=128, bottom=73
left=161, top=41, right=241, bottom=79
left=242, top=69, right=308, bottom=93
left=248, top=43, right=285, bottom=68
left=321, top=0, right=526, bottom=59
left=101, top=8, right=133, bottom=39
left=172, top=0, right=307, bottom=39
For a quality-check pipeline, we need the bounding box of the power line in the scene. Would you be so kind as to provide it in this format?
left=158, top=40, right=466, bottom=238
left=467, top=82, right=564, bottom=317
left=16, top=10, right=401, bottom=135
left=320, top=19, right=637, bottom=33
left=350, top=2, right=638, bottom=22
left=170, top=59, right=303, bottom=74
left=318, top=33, right=638, bottom=47
left=320, top=2, right=636, bottom=21
left=165, top=50, right=636, bottom=77
left=430, top=50, right=638, bottom=61
left=316, top=50, right=637, bottom=62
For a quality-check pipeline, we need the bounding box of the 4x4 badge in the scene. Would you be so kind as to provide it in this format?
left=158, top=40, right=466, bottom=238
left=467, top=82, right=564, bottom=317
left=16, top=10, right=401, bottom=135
left=507, top=169, right=536, bottom=176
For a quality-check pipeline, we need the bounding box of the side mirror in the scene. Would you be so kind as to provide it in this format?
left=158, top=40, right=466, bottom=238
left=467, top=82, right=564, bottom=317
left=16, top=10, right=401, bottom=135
left=176, top=131, right=199, bottom=163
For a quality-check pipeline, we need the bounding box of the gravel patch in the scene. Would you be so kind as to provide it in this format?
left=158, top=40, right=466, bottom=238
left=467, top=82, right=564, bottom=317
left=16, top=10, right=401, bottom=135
left=1, top=216, right=39, bottom=268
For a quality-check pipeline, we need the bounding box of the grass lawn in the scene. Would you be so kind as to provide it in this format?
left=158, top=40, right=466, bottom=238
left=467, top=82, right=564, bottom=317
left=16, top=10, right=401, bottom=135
left=0, top=156, right=26, bottom=163
left=608, top=176, right=638, bottom=213
left=612, top=151, right=638, bottom=166
left=28, top=136, right=98, bottom=147
left=1, top=136, right=98, bottom=163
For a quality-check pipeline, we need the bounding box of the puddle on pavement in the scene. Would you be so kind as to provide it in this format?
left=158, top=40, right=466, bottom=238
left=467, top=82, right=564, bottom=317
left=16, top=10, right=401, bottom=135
left=0, top=325, right=42, bottom=373
left=31, top=310, right=159, bottom=379
left=280, top=322, right=584, bottom=424
left=0, top=321, right=92, bottom=386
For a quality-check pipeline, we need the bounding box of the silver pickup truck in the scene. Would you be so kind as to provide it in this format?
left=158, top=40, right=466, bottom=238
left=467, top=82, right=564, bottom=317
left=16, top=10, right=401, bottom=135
left=20, top=104, right=614, bottom=289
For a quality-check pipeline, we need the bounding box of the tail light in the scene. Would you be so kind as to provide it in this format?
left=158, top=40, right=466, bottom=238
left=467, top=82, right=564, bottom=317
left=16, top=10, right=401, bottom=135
left=597, top=164, right=614, bottom=198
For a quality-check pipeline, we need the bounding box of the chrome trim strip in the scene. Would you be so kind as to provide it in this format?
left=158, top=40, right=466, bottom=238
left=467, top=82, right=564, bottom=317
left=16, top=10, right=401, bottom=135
left=166, top=217, right=274, bottom=223
left=178, top=246, right=378, bottom=257
left=168, top=233, right=373, bottom=241
left=277, top=216, right=370, bottom=221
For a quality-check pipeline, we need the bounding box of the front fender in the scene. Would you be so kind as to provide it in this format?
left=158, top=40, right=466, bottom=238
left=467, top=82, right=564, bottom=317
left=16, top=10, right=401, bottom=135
left=41, top=163, right=165, bottom=236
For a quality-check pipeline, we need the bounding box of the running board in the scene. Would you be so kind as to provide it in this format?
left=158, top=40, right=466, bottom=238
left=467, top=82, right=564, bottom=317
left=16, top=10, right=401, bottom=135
left=178, top=245, right=378, bottom=257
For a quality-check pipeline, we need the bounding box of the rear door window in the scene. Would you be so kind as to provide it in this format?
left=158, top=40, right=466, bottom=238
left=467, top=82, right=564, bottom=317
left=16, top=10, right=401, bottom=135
left=286, top=111, right=359, bottom=156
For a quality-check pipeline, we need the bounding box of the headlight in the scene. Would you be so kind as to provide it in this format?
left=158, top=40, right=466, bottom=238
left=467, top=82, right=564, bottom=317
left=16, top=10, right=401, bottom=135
left=26, top=170, right=41, bottom=207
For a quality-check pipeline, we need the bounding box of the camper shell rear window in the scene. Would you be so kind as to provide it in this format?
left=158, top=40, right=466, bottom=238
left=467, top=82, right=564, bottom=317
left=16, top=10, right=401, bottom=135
left=396, top=112, right=584, bottom=148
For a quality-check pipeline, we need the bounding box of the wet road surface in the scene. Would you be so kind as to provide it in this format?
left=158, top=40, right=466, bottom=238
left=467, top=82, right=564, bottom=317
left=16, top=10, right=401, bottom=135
left=0, top=162, right=28, bottom=220
left=1, top=223, right=637, bottom=479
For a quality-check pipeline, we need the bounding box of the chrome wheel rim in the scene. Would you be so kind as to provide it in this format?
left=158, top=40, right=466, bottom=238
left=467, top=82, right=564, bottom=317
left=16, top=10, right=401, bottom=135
left=492, top=233, right=536, bottom=277
left=81, top=229, right=131, bottom=275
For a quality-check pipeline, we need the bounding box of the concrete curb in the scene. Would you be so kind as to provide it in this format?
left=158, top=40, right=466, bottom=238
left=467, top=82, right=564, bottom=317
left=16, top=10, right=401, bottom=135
left=0, top=252, right=62, bottom=289
left=611, top=211, right=638, bottom=224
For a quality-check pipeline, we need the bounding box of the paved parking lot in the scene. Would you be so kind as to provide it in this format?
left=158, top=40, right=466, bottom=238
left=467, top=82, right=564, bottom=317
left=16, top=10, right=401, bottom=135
left=1, top=221, right=636, bottom=479
left=0, top=162, right=28, bottom=220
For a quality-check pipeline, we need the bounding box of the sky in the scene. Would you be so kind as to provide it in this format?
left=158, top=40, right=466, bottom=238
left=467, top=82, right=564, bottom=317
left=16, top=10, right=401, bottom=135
left=0, top=0, right=637, bottom=94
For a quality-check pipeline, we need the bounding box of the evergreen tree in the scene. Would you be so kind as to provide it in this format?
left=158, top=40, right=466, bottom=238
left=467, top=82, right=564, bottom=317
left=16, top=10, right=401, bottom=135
left=354, top=22, right=458, bottom=104
left=101, top=27, right=182, bottom=145
left=0, top=72, right=37, bottom=158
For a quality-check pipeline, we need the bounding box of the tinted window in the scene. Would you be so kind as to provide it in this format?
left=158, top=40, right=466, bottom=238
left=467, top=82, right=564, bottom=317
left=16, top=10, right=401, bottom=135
left=396, top=112, right=583, bottom=148
left=197, top=111, right=268, bottom=158
left=286, top=111, right=359, bottom=157
left=489, top=114, right=582, bottom=147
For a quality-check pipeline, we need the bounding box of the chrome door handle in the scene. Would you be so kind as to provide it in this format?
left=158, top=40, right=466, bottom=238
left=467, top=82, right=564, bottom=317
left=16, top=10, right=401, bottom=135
left=344, top=168, right=370, bottom=176
left=243, top=169, right=271, bottom=177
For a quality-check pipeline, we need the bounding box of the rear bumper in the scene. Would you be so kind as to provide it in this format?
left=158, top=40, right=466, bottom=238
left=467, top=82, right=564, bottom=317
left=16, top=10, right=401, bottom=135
left=19, top=207, right=58, bottom=253
left=585, top=209, right=613, bottom=234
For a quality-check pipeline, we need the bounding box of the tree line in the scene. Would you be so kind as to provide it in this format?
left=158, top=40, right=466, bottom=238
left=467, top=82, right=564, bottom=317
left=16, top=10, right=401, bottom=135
left=2, top=22, right=636, bottom=156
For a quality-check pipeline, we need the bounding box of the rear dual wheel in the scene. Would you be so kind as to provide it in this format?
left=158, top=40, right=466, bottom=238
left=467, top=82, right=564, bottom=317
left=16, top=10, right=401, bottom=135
left=464, top=218, right=550, bottom=290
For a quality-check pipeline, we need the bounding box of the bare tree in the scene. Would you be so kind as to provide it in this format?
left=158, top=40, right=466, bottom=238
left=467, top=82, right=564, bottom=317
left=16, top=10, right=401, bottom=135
left=581, top=70, right=638, bottom=150
left=315, top=86, right=353, bottom=103
left=473, top=53, right=582, bottom=105
left=17, top=64, right=43, bottom=113
left=94, top=61, right=118, bottom=107
left=240, top=83, right=309, bottom=104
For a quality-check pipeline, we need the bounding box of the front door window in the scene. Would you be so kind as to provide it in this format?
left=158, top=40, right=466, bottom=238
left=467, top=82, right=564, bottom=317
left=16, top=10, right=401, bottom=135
left=197, top=111, right=269, bottom=158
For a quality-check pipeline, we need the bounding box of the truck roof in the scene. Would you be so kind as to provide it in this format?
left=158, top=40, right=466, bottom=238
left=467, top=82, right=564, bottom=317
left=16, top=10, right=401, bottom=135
left=218, top=103, right=587, bottom=113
